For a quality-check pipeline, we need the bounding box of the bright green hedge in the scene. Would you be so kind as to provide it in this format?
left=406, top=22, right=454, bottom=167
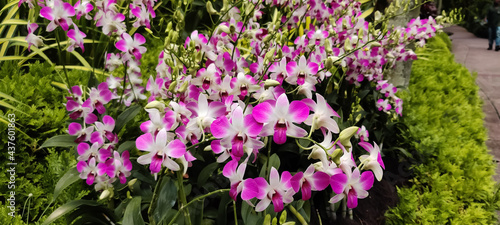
left=385, top=33, right=500, bottom=224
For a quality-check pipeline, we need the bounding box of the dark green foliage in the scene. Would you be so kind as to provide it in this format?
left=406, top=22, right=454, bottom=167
left=385, top=33, right=500, bottom=224
left=0, top=61, right=90, bottom=224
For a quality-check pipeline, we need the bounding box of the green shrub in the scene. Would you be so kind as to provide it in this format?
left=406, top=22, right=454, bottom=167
left=385, top=33, right=500, bottom=224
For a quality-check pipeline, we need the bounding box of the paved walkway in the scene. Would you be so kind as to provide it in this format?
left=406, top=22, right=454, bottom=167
left=445, top=25, right=500, bottom=180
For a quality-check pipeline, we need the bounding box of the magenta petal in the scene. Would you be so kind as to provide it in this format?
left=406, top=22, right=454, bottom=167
left=77, top=161, right=87, bottom=173
left=290, top=172, right=303, bottom=192
left=90, top=132, right=103, bottom=145
left=115, top=40, right=127, bottom=52
left=102, top=115, right=115, bottom=127
left=40, top=7, right=54, bottom=20
left=273, top=124, right=287, bottom=144
left=97, top=162, right=108, bottom=176
left=377, top=154, right=385, bottom=169
left=167, top=139, right=186, bottom=158
left=286, top=61, right=297, bottom=75
left=360, top=171, right=374, bottom=190
left=252, top=102, right=273, bottom=123
left=223, top=160, right=238, bottom=177
left=85, top=113, right=98, bottom=124
left=68, top=123, right=82, bottom=135
left=59, top=19, right=70, bottom=31
left=150, top=154, right=163, bottom=173
left=211, top=140, right=224, bottom=154
left=77, top=143, right=90, bottom=155
left=308, top=62, right=319, bottom=74
left=271, top=192, right=284, bottom=212
left=86, top=173, right=95, bottom=185
left=134, top=33, right=146, bottom=45
left=63, top=2, right=76, bottom=16
left=249, top=63, right=259, bottom=73
left=241, top=179, right=259, bottom=200
left=140, top=121, right=152, bottom=133
left=330, top=173, right=348, bottom=194
left=312, top=171, right=330, bottom=191
left=211, top=116, right=231, bottom=138
left=346, top=190, right=358, bottom=208
left=136, top=133, right=154, bottom=151
left=358, top=142, right=372, bottom=152
left=253, top=177, right=269, bottom=199
left=289, top=101, right=309, bottom=123
left=244, top=114, right=262, bottom=137
left=67, top=29, right=76, bottom=40
left=301, top=181, right=312, bottom=200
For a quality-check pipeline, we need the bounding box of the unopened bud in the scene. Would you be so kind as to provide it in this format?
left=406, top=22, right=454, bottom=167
left=325, top=57, right=334, bottom=70
left=145, top=100, right=166, bottom=112
left=229, top=24, right=236, bottom=34
left=370, top=41, right=381, bottom=47
left=99, top=189, right=111, bottom=200
left=338, top=126, right=359, bottom=147
left=206, top=1, right=219, bottom=15
left=374, top=11, right=383, bottom=21
left=168, top=80, right=178, bottom=92
left=218, top=25, right=230, bottom=34
left=265, top=47, right=276, bottom=61
left=177, top=80, right=189, bottom=93
left=331, top=148, right=342, bottom=165
left=264, top=79, right=280, bottom=88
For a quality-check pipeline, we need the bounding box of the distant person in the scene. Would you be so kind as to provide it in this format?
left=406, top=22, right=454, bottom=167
left=486, top=1, right=500, bottom=51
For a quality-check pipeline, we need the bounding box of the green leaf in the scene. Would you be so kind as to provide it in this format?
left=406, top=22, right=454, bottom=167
left=154, top=177, right=178, bottom=224
left=40, top=135, right=78, bottom=148
left=197, top=162, right=218, bottom=186
left=123, top=196, right=145, bottom=225
left=53, top=167, right=81, bottom=200
left=0, top=100, right=27, bottom=115
left=268, top=153, right=281, bottom=170
left=118, top=141, right=136, bottom=153
left=115, top=105, right=142, bottom=132
left=360, top=7, right=374, bottom=18
left=42, top=200, right=101, bottom=225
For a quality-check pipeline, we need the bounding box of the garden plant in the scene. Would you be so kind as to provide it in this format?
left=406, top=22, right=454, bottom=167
left=0, top=0, right=451, bottom=224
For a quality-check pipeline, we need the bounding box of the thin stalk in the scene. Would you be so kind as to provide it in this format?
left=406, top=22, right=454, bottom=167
left=148, top=169, right=165, bottom=225
left=177, top=170, right=192, bottom=225
left=233, top=200, right=238, bottom=225
left=288, top=205, right=307, bottom=225
left=167, top=189, right=230, bottom=225
left=55, top=29, right=72, bottom=92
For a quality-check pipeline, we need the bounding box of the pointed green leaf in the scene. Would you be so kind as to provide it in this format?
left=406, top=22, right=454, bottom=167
left=40, top=135, right=78, bottom=148
left=197, top=162, right=218, bottom=186
left=42, top=200, right=102, bottom=225
left=117, top=141, right=136, bottom=153
left=115, top=105, right=142, bottom=132
left=360, top=7, right=374, bottom=18
left=123, top=196, right=145, bottom=225
left=154, top=177, right=178, bottom=224
left=53, top=167, right=81, bottom=200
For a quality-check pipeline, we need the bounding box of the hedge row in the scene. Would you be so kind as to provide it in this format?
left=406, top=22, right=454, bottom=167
left=384, top=33, right=500, bottom=224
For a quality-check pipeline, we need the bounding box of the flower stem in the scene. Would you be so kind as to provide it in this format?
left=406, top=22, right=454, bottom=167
left=177, top=170, right=192, bottom=225
left=167, top=189, right=230, bottom=225
left=148, top=170, right=165, bottom=225
left=233, top=200, right=238, bottom=225
left=288, top=205, right=307, bottom=225
left=55, top=29, right=72, bottom=92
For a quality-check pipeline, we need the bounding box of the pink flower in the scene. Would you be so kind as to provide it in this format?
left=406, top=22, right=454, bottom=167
left=253, top=168, right=294, bottom=212
left=356, top=125, right=369, bottom=142
left=290, top=165, right=330, bottom=200
left=40, top=0, right=75, bottom=32
left=285, top=56, right=318, bottom=86
left=77, top=142, right=110, bottom=162
left=136, top=128, right=186, bottom=173
left=74, top=0, right=94, bottom=20
left=26, top=21, right=43, bottom=51
left=184, top=30, right=208, bottom=51
left=130, top=3, right=151, bottom=28
left=358, top=142, right=385, bottom=181
left=140, top=108, right=175, bottom=134
left=111, top=151, right=132, bottom=184
left=67, top=26, right=86, bottom=52
left=186, top=93, right=226, bottom=131
left=230, top=72, right=260, bottom=97
left=90, top=115, right=116, bottom=144
left=376, top=99, right=392, bottom=112
left=307, top=29, right=329, bottom=46
left=253, top=94, right=309, bottom=144
left=66, top=100, right=98, bottom=124
left=85, top=82, right=113, bottom=114
left=67, top=122, right=94, bottom=143
left=303, top=93, right=340, bottom=133
left=329, top=168, right=374, bottom=208
left=211, top=106, right=264, bottom=159
left=222, top=160, right=260, bottom=201
left=115, top=33, right=147, bottom=60
left=191, top=64, right=221, bottom=90
left=96, top=11, right=126, bottom=35
left=77, top=158, right=99, bottom=185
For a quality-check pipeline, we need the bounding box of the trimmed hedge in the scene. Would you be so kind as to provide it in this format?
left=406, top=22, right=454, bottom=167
left=385, top=33, right=500, bottom=224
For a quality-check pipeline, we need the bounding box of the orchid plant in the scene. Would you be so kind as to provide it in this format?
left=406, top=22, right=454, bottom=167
left=20, top=0, right=444, bottom=223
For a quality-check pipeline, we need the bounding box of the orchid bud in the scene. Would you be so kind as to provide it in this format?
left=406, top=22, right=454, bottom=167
left=344, top=38, right=353, bottom=51
left=276, top=48, right=283, bottom=58
left=264, top=79, right=280, bottom=88
left=99, top=189, right=111, bottom=200
left=171, top=32, right=179, bottom=43
left=325, top=39, right=333, bottom=54
left=374, top=11, right=383, bottom=21
left=168, top=80, right=178, bottom=92
left=177, top=80, right=189, bottom=93
left=371, top=41, right=381, bottom=47
left=218, top=25, right=230, bottom=34
left=229, top=24, right=236, bottom=34
left=325, top=57, right=334, bottom=70
left=206, top=1, right=219, bottom=15
left=265, top=47, right=276, bottom=61
left=221, top=0, right=229, bottom=11
left=174, top=10, right=184, bottom=22
left=145, top=100, right=166, bottom=112
left=263, top=34, right=272, bottom=43
left=331, top=148, right=342, bottom=165
left=313, top=161, right=323, bottom=171
left=338, top=126, right=359, bottom=147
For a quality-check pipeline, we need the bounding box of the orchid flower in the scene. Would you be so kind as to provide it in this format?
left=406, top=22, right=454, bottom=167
left=231, top=72, right=260, bottom=97
left=96, top=11, right=126, bottom=35
left=223, top=160, right=260, bottom=201
left=376, top=99, right=392, bottom=112
left=86, top=83, right=113, bottom=114
left=191, top=64, right=221, bottom=90
left=253, top=94, right=309, bottom=144
left=66, top=100, right=97, bottom=124
left=40, top=0, right=75, bottom=32
left=68, top=122, right=94, bottom=143
left=136, top=128, right=186, bottom=173
left=356, top=125, right=369, bottom=142
left=268, top=58, right=288, bottom=84
left=329, top=168, right=374, bottom=208
left=211, top=106, right=264, bottom=159
left=26, top=22, right=43, bottom=51
left=140, top=108, right=175, bottom=134
left=116, top=33, right=147, bottom=60
left=290, top=165, right=330, bottom=200
left=77, top=142, right=108, bottom=162
left=186, top=93, right=226, bottom=132
left=111, top=151, right=132, bottom=184
left=358, top=142, right=385, bottom=181
left=90, top=115, right=116, bottom=144
left=254, top=167, right=294, bottom=212
left=67, top=26, right=87, bottom=52
left=303, top=93, right=340, bottom=133
left=285, top=56, right=318, bottom=86
left=130, top=3, right=151, bottom=28
left=74, top=0, right=94, bottom=20
left=77, top=158, right=100, bottom=185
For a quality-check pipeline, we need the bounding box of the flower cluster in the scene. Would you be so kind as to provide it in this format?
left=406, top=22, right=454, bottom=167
left=66, top=84, right=132, bottom=191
